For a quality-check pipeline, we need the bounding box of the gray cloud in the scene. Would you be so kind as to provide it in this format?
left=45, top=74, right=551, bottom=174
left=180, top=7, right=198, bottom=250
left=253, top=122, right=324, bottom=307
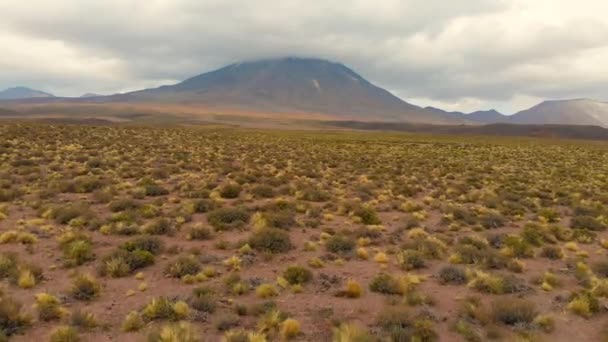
left=0, top=0, right=606, bottom=113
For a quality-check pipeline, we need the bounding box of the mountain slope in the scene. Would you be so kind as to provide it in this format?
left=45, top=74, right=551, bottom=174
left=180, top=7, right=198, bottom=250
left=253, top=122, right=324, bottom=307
left=510, top=99, right=608, bottom=127
left=466, top=109, right=508, bottom=123
left=113, top=57, right=469, bottom=124
left=0, top=87, right=54, bottom=100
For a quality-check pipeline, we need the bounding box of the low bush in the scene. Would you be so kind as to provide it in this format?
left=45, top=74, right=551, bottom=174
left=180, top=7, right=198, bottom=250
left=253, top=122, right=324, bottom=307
left=120, top=236, right=164, bottom=255
left=280, top=318, right=301, bottom=340
left=121, top=311, right=144, bottom=332
left=397, top=250, right=426, bottom=270
left=165, top=255, right=201, bottom=278
left=70, top=309, right=98, bottom=330
left=208, top=207, right=250, bottom=231
left=438, top=266, right=467, bottom=285
left=251, top=184, right=275, bottom=198
left=148, top=322, right=200, bottom=342
left=256, top=284, right=278, bottom=298
left=369, top=273, right=405, bottom=295
left=35, top=293, right=66, bottom=321
left=332, top=323, right=372, bottom=342
left=49, top=326, right=80, bottom=342
left=540, top=245, right=564, bottom=260
left=98, top=248, right=155, bottom=277
left=491, top=298, right=538, bottom=325
left=70, top=273, right=102, bottom=301
left=376, top=306, right=437, bottom=342
left=282, top=266, right=313, bottom=285
left=354, top=206, right=381, bottom=225
left=108, top=198, right=138, bottom=213
left=336, top=279, right=363, bottom=298
left=0, top=291, right=31, bottom=337
left=571, top=215, right=606, bottom=231
left=61, top=236, right=94, bottom=267
left=141, top=297, right=189, bottom=322
left=187, top=224, right=213, bottom=240
left=249, top=228, right=292, bottom=253
left=142, top=218, right=173, bottom=235
left=189, top=286, right=216, bottom=313
left=219, top=183, right=242, bottom=199
left=144, top=184, right=169, bottom=197
left=325, top=235, right=355, bottom=254
left=568, top=291, right=600, bottom=318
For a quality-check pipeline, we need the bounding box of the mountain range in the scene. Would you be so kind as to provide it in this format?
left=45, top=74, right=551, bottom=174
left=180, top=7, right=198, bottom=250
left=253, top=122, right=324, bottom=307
left=1, top=57, right=607, bottom=127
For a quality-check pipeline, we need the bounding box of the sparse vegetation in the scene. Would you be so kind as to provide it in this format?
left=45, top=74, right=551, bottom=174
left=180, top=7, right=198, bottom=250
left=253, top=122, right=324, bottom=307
left=2, top=122, right=608, bottom=340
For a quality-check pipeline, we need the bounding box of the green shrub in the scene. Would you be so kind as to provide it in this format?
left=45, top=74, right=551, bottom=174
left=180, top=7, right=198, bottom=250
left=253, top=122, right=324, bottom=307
left=251, top=184, right=275, bottom=198
left=568, top=291, right=600, bottom=318
left=189, top=287, right=216, bottom=313
left=51, top=204, right=94, bottom=225
left=141, top=297, right=175, bottom=321
left=147, top=322, right=200, bottom=342
left=187, top=224, right=213, bottom=240
left=376, top=306, right=438, bottom=342
left=438, top=266, right=467, bottom=285
left=121, top=311, right=144, bottom=332
left=120, top=236, right=164, bottom=255
left=142, top=218, right=173, bottom=235
left=215, top=314, right=240, bottom=331
left=109, top=198, right=138, bottom=212
left=326, top=235, right=355, bottom=254
left=165, top=255, right=201, bottom=278
left=208, top=207, right=250, bottom=231
left=540, top=245, right=563, bottom=260
left=34, top=293, right=65, bottom=321
left=0, top=291, right=31, bottom=337
left=70, top=274, right=102, bottom=301
left=263, top=210, right=296, bottom=229
left=49, top=326, right=80, bottom=342
left=397, top=250, right=426, bottom=270
left=283, top=266, right=313, bottom=285
left=249, top=228, right=292, bottom=254
left=369, top=273, right=404, bottom=295
left=62, top=239, right=94, bottom=267
left=98, top=249, right=155, bottom=277
left=70, top=309, right=98, bottom=330
left=571, top=216, right=606, bottom=231
left=491, top=298, right=538, bottom=325
left=478, top=211, right=505, bottom=229
left=219, top=184, right=242, bottom=199
left=145, top=184, right=169, bottom=197
left=354, top=206, right=381, bottom=225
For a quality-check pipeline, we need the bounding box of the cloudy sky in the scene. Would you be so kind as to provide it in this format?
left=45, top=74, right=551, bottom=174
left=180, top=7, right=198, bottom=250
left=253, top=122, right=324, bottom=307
left=1, top=0, right=607, bottom=114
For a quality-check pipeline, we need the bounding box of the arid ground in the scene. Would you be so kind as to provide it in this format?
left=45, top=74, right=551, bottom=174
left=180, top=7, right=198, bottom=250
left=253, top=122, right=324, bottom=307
left=1, top=122, right=608, bottom=341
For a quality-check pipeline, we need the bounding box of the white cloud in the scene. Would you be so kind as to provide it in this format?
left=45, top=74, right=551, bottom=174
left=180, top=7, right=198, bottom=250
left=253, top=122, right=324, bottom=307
left=0, top=0, right=606, bottom=112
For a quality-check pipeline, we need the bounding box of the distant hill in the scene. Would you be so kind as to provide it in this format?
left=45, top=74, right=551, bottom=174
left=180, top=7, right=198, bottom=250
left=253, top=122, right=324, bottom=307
left=80, top=93, right=103, bottom=98
left=106, top=57, right=470, bottom=124
left=467, top=109, right=508, bottom=123
left=425, top=106, right=508, bottom=124
left=0, top=87, right=54, bottom=100
left=509, top=99, right=608, bottom=127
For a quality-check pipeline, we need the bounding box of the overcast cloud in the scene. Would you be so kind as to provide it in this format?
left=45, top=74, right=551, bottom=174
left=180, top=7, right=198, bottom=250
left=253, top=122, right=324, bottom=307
left=1, top=0, right=607, bottom=113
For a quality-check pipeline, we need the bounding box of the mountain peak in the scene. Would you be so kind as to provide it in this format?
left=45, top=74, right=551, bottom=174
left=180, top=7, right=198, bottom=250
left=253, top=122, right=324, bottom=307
left=120, top=57, right=469, bottom=124
left=0, top=86, right=54, bottom=100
